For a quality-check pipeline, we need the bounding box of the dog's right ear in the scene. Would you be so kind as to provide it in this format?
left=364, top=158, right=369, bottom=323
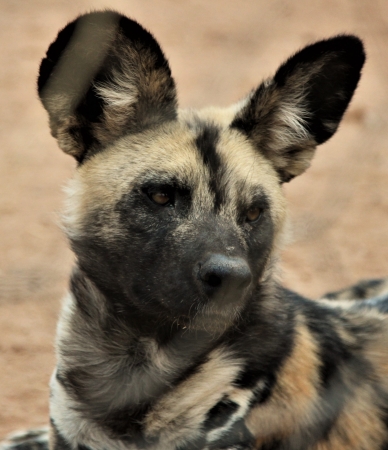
left=231, top=36, right=365, bottom=182
left=38, top=11, right=177, bottom=162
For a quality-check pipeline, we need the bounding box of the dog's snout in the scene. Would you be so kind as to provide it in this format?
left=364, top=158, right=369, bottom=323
left=197, top=254, right=252, bottom=302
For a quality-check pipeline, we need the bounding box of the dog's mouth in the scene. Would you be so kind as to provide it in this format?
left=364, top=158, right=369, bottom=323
left=167, top=285, right=251, bottom=334
left=171, top=303, right=246, bottom=335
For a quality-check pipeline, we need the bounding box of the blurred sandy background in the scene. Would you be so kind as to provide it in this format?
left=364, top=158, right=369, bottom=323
left=1, top=0, right=388, bottom=437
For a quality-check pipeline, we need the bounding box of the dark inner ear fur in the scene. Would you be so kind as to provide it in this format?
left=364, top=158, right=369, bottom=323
left=231, top=35, right=365, bottom=182
left=38, top=10, right=177, bottom=162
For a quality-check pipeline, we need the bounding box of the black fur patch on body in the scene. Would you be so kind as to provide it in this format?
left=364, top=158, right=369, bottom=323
left=204, top=396, right=239, bottom=431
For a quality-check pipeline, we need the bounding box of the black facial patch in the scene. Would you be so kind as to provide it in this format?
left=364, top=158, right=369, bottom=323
left=195, top=124, right=225, bottom=210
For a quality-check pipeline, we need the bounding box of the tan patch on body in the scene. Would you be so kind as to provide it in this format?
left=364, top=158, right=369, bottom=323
left=246, top=317, right=321, bottom=445
left=248, top=305, right=388, bottom=449
left=314, top=386, right=387, bottom=450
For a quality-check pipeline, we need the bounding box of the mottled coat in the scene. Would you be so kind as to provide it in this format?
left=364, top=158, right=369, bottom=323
left=11, top=10, right=388, bottom=450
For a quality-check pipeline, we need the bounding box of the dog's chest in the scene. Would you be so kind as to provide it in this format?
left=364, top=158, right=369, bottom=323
left=50, top=343, right=265, bottom=449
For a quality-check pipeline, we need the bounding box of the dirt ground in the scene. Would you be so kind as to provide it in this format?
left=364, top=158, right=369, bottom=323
left=1, top=0, right=388, bottom=438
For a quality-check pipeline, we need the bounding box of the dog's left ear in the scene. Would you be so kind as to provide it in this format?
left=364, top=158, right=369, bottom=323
left=231, top=36, right=365, bottom=182
left=38, top=11, right=177, bottom=162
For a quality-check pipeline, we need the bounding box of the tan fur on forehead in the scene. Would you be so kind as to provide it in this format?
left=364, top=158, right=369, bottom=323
left=216, top=128, right=286, bottom=227
left=181, top=105, right=287, bottom=228
left=64, top=112, right=287, bottom=238
left=179, top=101, right=248, bottom=129
left=80, top=122, right=200, bottom=183
left=63, top=121, right=203, bottom=236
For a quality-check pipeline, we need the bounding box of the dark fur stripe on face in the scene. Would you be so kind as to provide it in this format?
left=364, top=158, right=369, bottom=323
left=195, top=124, right=225, bottom=210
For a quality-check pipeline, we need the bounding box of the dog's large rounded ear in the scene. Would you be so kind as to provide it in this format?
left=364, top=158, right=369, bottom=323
left=231, top=36, right=365, bottom=182
left=38, top=11, right=177, bottom=162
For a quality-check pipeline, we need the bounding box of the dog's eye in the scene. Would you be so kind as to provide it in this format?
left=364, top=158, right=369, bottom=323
left=246, top=207, right=262, bottom=223
left=151, top=191, right=171, bottom=205
left=144, top=186, right=175, bottom=206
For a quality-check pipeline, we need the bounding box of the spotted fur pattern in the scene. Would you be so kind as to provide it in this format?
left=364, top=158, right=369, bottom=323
left=5, top=9, right=388, bottom=450
left=321, top=278, right=388, bottom=302
left=0, top=428, right=49, bottom=450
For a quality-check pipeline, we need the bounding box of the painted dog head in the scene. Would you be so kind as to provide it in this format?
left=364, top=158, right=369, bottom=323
left=38, top=11, right=365, bottom=332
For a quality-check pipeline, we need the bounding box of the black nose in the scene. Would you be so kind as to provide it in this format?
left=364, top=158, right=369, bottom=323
left=197, top=254, right=252, bottom=304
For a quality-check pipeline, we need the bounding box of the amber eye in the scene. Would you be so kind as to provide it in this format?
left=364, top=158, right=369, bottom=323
left=151, top=191, right=171, bottom=205
left=246, top=207, right=262, bottom=223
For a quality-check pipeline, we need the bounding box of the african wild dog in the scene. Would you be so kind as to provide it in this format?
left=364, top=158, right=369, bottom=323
left=3, top=9, right=388, bottom=450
